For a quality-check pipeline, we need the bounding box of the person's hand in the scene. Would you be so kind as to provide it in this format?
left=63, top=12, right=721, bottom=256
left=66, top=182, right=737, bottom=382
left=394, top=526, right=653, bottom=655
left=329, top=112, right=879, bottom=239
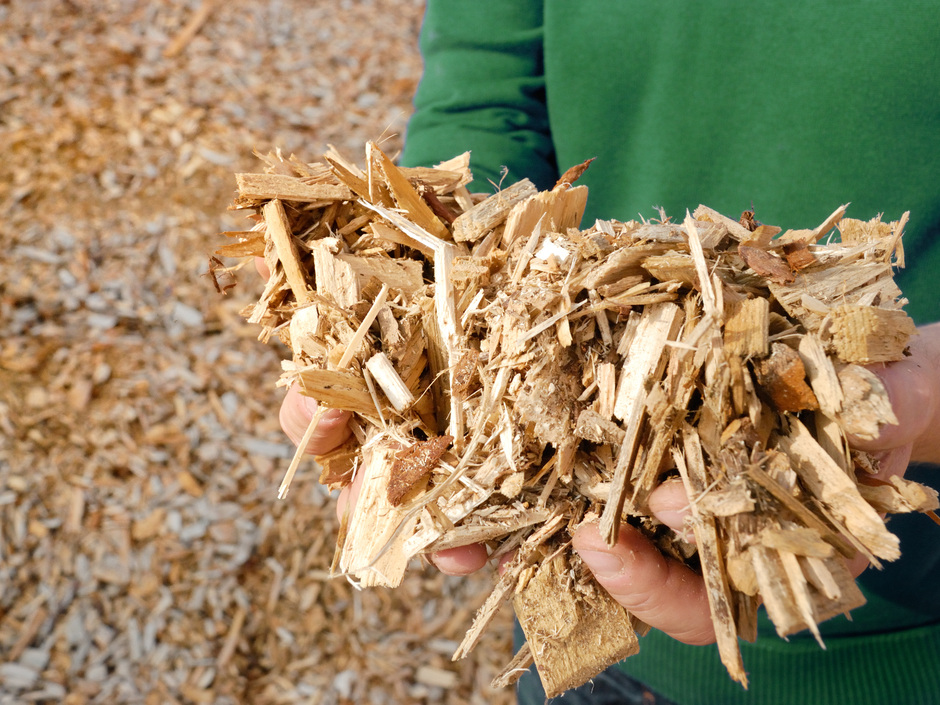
left=847, top=321, right=940, bottom=472
left=265, top=248, right=490, bottom=575
left=572, top=322, right=940, bottom=646
left=279, top=383, right=354, bottom=455
left=571, top=476, right=872, bottom=646
left=572, top=482, right=716, bottom=645
left=279, top=383, right=489, bottom=575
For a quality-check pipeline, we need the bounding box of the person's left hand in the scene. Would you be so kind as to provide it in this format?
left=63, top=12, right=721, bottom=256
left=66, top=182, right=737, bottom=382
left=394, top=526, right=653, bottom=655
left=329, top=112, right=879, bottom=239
left=573, top=507, right=717, bottom=645
left=846, top=320, right=940, bottom=471
left=572, top=321, right=940, bottom=644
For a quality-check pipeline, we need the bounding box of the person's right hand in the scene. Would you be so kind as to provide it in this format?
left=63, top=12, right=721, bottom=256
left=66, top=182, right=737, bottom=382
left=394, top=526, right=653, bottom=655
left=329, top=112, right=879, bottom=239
left=279, top=384, right=490, bottom=576
left=279, top=383, right=354, bottom=455
left=266, top=243, right=489, bottom=575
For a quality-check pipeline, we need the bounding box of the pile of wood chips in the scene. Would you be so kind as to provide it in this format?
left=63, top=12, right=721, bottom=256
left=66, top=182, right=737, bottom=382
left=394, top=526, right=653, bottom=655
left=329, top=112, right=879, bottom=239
left=219, top=143, right=939, bottom=697
left=5, top=3, right=516, bottom=703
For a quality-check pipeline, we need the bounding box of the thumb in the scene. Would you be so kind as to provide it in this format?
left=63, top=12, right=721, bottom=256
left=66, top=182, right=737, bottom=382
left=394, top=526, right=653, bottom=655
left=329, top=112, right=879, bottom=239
left=279, top=384, right=353, bottom=455
left=848, top=322, right=940, bottom=463
left=427, top=544, right=489, bottom=576
left=848, top=361, right=935, bottom=453
left=647, top=477, right=695, bottom=541
left=572, top=522, right=715, bottom=645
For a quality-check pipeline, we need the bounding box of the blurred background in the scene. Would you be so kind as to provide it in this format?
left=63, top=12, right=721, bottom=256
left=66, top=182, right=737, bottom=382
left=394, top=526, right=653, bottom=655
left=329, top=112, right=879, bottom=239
left=0, top=1, right=513, bottom=703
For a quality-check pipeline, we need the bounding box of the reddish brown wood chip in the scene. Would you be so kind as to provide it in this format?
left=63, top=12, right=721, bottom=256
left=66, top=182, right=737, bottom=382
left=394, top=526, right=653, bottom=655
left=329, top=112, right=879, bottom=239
left=387, top=435, right=453, bottom=506
left=317, top=441, right=360, bottom=489
left=739, top=209, right=760, bottom=231
left=554, top=158, right=595, bottom=188
left=754, top=342, right=819, bottom=412
left=782, top=241, right=817, bottom=271
left=420, top=185, right=459, bottom=224
left=451, top=350, right=481, bottom=397
left=738, top=243, right=795, bottom=284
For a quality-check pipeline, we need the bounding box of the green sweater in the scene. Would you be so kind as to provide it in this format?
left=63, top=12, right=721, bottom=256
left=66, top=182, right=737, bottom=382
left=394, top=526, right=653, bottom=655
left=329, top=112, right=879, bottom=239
left=401, top=3, right=940, bottom=703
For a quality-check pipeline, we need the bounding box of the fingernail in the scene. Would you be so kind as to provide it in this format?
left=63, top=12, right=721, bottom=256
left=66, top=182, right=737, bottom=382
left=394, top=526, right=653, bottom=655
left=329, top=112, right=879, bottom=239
left=578, top=550, right=624, bottom=579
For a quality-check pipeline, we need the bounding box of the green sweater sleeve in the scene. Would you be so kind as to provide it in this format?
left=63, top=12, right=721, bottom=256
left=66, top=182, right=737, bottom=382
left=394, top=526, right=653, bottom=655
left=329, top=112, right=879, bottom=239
left=400, top=1, right=558, bottom=192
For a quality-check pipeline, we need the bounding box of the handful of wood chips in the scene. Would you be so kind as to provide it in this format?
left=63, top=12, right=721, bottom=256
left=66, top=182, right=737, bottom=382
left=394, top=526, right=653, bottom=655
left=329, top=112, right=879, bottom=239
left=217, top=143, right=939, bottom=696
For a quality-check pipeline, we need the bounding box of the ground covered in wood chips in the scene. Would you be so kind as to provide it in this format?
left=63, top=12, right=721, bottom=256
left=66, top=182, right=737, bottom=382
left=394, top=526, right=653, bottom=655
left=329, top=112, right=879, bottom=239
left=0, top=2, right=514, bottom=703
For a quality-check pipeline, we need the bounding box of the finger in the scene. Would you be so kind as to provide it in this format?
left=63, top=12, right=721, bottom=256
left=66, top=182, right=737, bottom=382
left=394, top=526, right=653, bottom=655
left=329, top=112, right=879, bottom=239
left=848, top=358, right=937, bottom=456
left=496, top=550, right=516, bottom=576
left=279, top=384, right=352, bottom=455
left=573, top=522, right=715, bottom=645
left=255, top=256, right=271, bottom=281
left=868, top=444, right=914, bottom=481
left=846, top=551, right=873, bottom=579
left=334, top=470, right=489, bottom=576
left=648, top=477, right=694, bottom=541
left=336, top=470, right=363, bottom=521
left=429, top=544, right=490, bottom=576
